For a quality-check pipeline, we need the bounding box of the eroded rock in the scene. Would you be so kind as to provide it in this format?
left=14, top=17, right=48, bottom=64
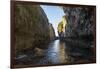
left=15, top=4, right=55, bottom=53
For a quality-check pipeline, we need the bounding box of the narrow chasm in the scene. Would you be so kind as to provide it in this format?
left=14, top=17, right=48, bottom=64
left=14, top=4, right=96, bottom=66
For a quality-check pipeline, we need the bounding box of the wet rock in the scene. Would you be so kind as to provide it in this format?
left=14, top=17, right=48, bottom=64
left=34, top=47, right=45, bottom=57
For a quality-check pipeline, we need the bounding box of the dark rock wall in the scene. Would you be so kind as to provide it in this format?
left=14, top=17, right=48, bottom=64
left=63, top=7, right=95, bottom=38
left=15, top=4, right=55, bottom=52
left=49, top=23, right=55, bottom=40
left=63, top=7, right=96, bottom=62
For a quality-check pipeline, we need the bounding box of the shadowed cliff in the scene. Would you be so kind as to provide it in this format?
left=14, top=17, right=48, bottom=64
left=63, top=7, right=95, bottom=39
left=15, top=4, right=55, bottom=53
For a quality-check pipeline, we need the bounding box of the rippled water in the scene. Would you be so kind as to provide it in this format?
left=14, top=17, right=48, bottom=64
left=16, top=39, right=95, bottom=65
left=34, top=39, right=70, bottom=65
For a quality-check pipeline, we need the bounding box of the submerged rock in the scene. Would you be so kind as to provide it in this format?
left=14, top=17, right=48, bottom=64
left=15, top=55, right=27, bottom=60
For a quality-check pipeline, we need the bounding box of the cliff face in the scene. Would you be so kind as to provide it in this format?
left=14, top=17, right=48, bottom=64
left=49, top=23, right=55, bottom=40
left=57, top=16, right=67, bottom=37
left=15, top=4, right=55, bottom=52
left=63, top=7, right=95, bottom=38
left=63, top=7, right=96, bottom=62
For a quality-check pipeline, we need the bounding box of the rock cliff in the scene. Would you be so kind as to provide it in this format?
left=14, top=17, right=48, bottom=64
left=49, top=23, right=55, bottom=40
left=63, top=6, right=96, bottom=60
left=63, top=6, right=95, bottom=39
left=15, top=4, right=55, bottom=52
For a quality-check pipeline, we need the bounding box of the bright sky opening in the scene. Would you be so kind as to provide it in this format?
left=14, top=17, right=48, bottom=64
left=41, top=5, right=65, bottom=36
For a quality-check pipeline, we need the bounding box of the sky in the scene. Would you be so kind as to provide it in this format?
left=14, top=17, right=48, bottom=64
left=41, top=5, right=65, bottom=36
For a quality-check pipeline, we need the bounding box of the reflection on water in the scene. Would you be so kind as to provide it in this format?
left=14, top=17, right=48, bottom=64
left=39, top=39, right=70, bottom=64
left=16, top=39, right=94, bottom=65
left=59, top=41, right=69, bottom=63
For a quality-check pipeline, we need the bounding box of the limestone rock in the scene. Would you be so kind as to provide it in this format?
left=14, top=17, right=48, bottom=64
left=63, top=7, right=95, bottom=38
left=34, top=47, right=45, bottom=57
left=15, top=4, right=55, bottom=52
left=49, top=23, right=55, bottom=40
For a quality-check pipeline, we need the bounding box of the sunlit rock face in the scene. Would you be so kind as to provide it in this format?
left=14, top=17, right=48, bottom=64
left=63, top=7, right=95, bottom=38
left=57, top=16, right=67, bottom=37
left=15, top=4, right=55, bottom=52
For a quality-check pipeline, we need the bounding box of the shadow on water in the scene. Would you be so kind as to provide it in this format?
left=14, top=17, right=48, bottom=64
left=15, top=39, right=71, bottom=65
left=31, top=39, right=71, bottom=65
left=15, top=38, right=95, bottom=65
